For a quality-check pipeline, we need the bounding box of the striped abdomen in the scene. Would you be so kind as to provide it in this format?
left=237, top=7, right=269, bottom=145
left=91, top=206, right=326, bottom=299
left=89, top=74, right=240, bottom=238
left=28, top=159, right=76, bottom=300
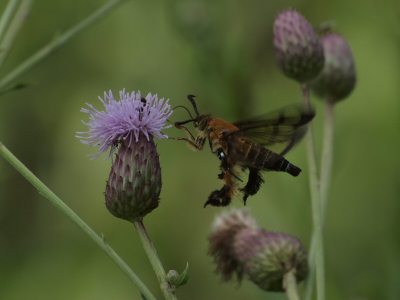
left=236, top=139, right=301, bottom=177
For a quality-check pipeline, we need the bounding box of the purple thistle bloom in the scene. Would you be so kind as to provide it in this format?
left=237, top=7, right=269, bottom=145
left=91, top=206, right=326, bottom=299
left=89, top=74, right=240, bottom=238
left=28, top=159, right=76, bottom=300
left=77, top=89, right=173, bottom=160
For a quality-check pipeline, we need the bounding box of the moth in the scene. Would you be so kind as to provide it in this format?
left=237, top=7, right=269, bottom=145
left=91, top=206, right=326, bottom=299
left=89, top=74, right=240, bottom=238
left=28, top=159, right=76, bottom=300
left=170, top=95, right=315, bottom=207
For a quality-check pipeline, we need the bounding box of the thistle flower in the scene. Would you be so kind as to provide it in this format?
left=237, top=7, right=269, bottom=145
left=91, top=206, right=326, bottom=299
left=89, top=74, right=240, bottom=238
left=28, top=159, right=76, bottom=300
left=273, top=9, right=324, bottom=83
left=77, top=89, right=173, bottom=221
left=209, top=209, right=258, bottom=282
left=310, top=33, right=357, bottom=102
left=77, top=89, right=172, bottom=160
left=208, top=209, right=308, bottom=292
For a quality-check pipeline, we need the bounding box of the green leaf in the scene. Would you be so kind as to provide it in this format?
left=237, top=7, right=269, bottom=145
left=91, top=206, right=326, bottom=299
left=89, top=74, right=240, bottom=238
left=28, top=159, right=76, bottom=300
left=176, top=262, right=189, bottom=287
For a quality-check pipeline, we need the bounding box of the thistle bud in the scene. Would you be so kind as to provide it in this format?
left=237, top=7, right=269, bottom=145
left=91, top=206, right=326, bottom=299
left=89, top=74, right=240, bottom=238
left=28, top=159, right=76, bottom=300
left=105, top=135, right=161, bottom=222
left=77, top=89, right=173, bottom=221
left=208, top=209, right=308, bottom=292
left=274, top=9, right=324, bottom=83
left=310, top=33, right=356, bottom=102
left=234, top=229, right=308, bottom=291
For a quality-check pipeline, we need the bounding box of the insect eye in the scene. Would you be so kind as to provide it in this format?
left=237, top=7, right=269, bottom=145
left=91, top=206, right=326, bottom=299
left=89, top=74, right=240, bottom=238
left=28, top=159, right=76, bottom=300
left=198, top=120, right=206, bottom=130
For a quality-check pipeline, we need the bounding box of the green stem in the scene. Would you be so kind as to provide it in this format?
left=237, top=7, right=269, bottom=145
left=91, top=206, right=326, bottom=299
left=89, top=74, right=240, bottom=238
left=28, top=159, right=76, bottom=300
left=0, top=0, right=34, bottom=68
left=0, top=0, right=20, bottom=43
left=0, top=0, right=127, bottom=94
left=304, top=98, right=335, bottom=300
left=284, top=269, right=300, bottom=300
left=134, top=221, right=178, bottom=300
left=320, top=98, right=335, bottom=218
left=300, top=84, right=325, bottom=300
left=305, top=99, right=335, bottom=300
left=304, top=236, right=316, bottom=300
left=0, top=141, right=157, bottom=300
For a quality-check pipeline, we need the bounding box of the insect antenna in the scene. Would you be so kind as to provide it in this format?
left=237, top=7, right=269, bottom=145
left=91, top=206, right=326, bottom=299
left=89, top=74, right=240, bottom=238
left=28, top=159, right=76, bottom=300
left=172, top=105, right=194, bottom=119
left=175, top=118, right=196, bottom=126
left=187, top=95, right=200, bottom=116
left=173, top=94, right=200, bottom=126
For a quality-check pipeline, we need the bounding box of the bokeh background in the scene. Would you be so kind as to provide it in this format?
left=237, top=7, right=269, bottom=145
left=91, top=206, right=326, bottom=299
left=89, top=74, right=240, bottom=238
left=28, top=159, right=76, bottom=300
left=0, top=0, right=399, bottom=299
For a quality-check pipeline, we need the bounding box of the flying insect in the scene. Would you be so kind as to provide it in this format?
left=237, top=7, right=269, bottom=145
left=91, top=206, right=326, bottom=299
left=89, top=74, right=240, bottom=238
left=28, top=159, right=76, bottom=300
left=170, top=95, right=315, bottom=207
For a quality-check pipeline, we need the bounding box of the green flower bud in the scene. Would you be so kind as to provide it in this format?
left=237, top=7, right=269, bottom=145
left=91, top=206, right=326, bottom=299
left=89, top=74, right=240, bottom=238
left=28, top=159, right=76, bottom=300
left=167, top=263, right=190, bottom=290
left=208, top=209, right=308, bottom=292
left=274, top=9, right=324, bottom=83
left=105, top=134, right=161, bottom=222
left=310, top=33, right=356, bottom=102
left=234, top=229, right=308, bottom=291
left=167, top=270, right=180, bottom=285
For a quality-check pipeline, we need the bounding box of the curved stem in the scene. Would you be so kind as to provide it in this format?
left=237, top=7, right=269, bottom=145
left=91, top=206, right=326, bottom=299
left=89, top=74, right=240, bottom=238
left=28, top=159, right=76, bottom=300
left=284, top=269, right=300, bottom=300
left=300, top=84, right=325, bottom=300
left=134, top=220, right=178, bottom=300
left=0, top=141, right=157, bottom=300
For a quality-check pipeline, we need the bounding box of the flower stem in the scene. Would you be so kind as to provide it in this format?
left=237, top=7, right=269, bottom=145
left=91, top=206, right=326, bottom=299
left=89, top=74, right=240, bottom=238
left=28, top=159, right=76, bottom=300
left=134, top=220, right=178, bottom=300
left=284, top=269, right=300, bottom=300
left=304, top=97, right=335, bottom=300
left=0, top=0, right=34, bottom=68
left=0, top=0, right=127, bottom=94
left=0, top=141, right=157, bottom=300
left=0, top=0, right=21, bottom=43
left=300, top=84, right=325, bottom=300
left=320, top=97, right=335, bottom=218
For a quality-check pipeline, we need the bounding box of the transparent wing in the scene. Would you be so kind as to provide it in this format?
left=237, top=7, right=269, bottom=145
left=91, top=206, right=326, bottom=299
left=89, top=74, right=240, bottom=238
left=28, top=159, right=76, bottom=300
left=228, top=104, right=315, bottom=153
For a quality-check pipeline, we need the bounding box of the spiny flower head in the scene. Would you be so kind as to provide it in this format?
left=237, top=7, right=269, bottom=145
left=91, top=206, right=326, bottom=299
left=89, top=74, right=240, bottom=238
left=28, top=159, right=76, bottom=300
left=208, top=209, right=308, bottom=292
left=274, top=9, right=324, bottom=83
left=105, top=134, right=162, bottom=222
left=208, top=209, right=259, bottom=282
left=233, top=229, right=308, bottom=291
left=77, top=89, right=172, bottom=221
left=310, top=33, right=357, bottom=102
left=77, top=89, right=173, bottom=160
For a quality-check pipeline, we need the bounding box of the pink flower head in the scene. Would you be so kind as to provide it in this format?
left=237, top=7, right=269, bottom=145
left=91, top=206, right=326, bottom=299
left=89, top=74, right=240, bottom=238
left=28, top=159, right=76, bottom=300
left=77, top=89, right=173, bottom=160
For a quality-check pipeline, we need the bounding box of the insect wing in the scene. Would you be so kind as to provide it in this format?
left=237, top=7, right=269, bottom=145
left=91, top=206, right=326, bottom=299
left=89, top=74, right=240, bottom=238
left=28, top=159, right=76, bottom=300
left=230, top=104, right=315, bottom=147
left=227, top=105, right=315, bottom=158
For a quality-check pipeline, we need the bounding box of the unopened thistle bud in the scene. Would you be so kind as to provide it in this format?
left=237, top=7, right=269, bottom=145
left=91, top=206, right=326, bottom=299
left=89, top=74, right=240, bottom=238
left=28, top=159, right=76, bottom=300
left=234, top=229, right=308, bottom=291
left=105, top=135, right=161, bottom=222
left=208, top=209, right=258, bottom=282
left=208, top=209, right=308, bottom=292
left=77, top=89, right=173, bottom=221
left=274, top=9, right=324, bottom=83
left=310, top=33, right=356, bottom=102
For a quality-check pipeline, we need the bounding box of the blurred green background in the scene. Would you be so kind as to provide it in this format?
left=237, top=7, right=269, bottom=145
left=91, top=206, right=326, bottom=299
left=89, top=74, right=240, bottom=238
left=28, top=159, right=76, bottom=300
left=0, top=0, right=399, bottom=299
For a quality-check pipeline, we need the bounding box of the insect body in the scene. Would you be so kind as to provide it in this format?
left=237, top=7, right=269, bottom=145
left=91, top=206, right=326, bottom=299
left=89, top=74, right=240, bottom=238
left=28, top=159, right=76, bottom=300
left=170, top=95, right=315, bottom=207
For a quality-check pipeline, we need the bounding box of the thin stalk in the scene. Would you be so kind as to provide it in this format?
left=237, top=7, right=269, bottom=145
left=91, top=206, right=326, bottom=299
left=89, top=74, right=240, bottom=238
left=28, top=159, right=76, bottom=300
left=304, top=236, right=317, bottom=300
left=304, top=97, right=335, bottom=300
left=0, top=0, right=20, bottom=42
left=0, top=0, right=34, bottom=68
left=284, top=269, right=300, bottom=300
left=134, top=221, right=178, bottom=300
left=0, top=141, right=157, bottom=300
left=0, top=0, right=127, bottom=94
left=300, top=84, right=325, bottom=300
left=320, top=97, right=335, bottom=218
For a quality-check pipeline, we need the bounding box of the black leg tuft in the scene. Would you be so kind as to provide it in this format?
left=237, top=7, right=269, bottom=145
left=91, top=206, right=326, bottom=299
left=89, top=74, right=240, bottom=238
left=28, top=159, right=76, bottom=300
left=204, top=185, right=231, bottom=207
left=240, top=168, right=264, bottom=204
